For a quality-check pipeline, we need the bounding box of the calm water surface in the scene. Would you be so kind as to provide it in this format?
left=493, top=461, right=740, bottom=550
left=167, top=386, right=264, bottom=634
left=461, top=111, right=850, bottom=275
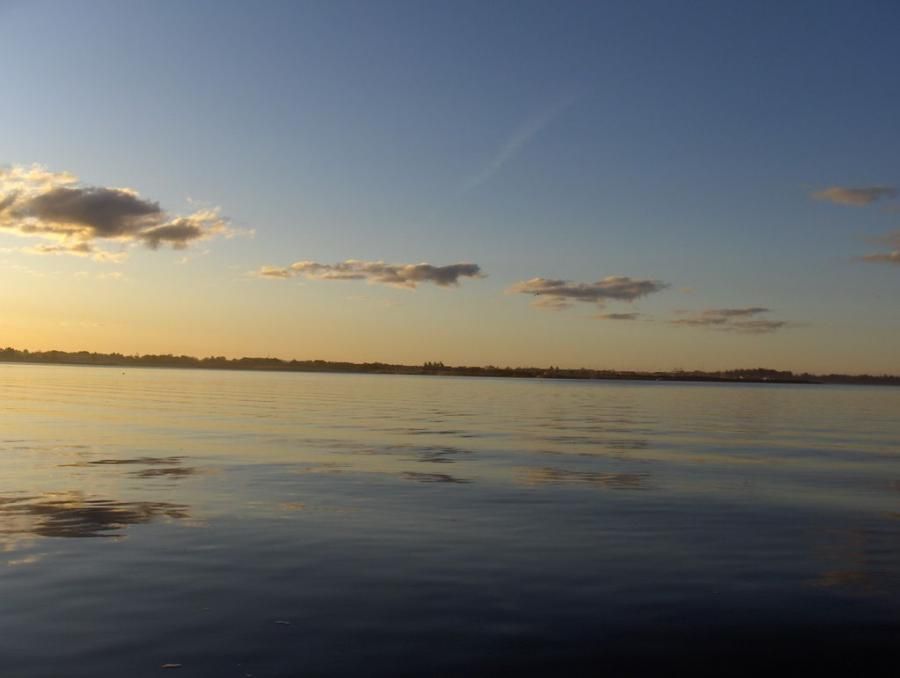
left=1, top=364, right=898, bottom=676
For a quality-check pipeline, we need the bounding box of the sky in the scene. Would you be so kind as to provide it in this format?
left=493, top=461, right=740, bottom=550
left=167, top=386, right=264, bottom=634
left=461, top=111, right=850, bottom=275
left=1, top=0, right=899, bottom=373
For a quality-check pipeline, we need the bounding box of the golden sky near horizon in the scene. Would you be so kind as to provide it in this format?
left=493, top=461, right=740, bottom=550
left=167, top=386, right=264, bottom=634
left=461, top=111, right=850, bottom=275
left=2, top=3, right=899, bottom=374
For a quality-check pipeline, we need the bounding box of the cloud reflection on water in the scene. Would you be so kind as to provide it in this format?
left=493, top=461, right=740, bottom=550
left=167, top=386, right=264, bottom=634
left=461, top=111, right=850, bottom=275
left=811, top=526, right=900, bottom=594
left=401, top=471, right=473, bottom=484
left=62, top=455, right=204, bottom=480
left=130, top=466, right=203, bottom=479
left=517, top=466, right=650, bottom=490
left=0, top=491, right=190, bottom=539
left=78, top=456, right=185, bottom=466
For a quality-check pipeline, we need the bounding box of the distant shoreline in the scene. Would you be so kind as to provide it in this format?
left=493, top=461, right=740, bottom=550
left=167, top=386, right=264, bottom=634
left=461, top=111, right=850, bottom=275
left=2, top=348, right=898, bottom=386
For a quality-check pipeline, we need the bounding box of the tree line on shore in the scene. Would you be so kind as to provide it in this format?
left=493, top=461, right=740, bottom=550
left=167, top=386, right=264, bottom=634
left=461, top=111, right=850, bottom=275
left=1, top=346, right=897, bottom=385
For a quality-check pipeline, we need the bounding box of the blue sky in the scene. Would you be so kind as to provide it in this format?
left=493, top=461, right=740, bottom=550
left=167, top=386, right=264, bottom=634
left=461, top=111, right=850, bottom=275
left=1, top=0, right=898, bottom=372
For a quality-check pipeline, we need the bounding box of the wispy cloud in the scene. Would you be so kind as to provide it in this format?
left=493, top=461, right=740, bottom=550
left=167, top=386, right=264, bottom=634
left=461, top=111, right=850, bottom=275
left=596, top=312, right=643, bottom=321
left=859, top=230, right=900, bottom=267
left=812, top=185, right=897, bottom=206
left=74, top=270, right=125, bottom=281
left=670, top=307, right=788, bottom=334
left=257, top=259, right=484, bottom=289
left=509, top=276, right=668, bottom=311
left=22, top=242, right=128, bottom=263
left=0, top=165, right=245, bottom=261
left=462, top=92, right=580, bottom=192
left=860, top=251, right=900, bottom=266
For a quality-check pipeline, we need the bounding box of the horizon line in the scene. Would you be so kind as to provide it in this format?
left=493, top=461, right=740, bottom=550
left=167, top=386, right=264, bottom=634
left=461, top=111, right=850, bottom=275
left=2, top=345, right=898, bottom=381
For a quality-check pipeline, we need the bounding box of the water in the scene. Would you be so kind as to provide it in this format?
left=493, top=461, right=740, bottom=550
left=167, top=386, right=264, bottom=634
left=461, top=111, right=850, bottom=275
left=1, top=364, right=898, bottom=676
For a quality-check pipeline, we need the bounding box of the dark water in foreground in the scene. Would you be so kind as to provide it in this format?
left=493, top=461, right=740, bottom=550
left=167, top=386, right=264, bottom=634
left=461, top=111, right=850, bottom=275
left=1, top=364, right=898, bottom=676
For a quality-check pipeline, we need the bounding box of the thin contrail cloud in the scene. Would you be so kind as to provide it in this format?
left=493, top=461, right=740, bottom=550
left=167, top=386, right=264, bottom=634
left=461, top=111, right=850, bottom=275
left=461, top=91, right=581, bottom=193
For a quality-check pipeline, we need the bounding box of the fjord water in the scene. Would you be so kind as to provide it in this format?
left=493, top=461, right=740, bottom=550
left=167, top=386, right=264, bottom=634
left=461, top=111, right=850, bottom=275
left=1, top=364, right=898, bottom=676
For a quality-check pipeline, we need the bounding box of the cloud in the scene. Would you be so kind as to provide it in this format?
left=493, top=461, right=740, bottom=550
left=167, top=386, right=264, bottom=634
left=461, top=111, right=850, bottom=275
left=96, top=271, right=125, bottom=281
left=138, top=211, right=230, bottom=250
left=24, top=186, right=161, bottom=237
left=860, top=251, right=900, bottom=266
left=859, top=230, right=900, bottom=266
left=670, top=307, right=787, bottom=333
left=462, top=92, right=579, bottom=192
left=257, top=259, right=484, bottom=289
left=22, top=241, right=128, bottom=262
left=596, top=312, right=642, bottom=321
left=509, top=276, right=668, bottom=310
left=671, top=307, right=770, bottom=325
left=26, top=242, right=94, bottom=256
left=0, top=165, right=239, bottom=260
left=812, top=185, right=897, bottom=206
left=73, top=270, right=123, bottom=282
left=725, top=320, right=788, bottom=334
